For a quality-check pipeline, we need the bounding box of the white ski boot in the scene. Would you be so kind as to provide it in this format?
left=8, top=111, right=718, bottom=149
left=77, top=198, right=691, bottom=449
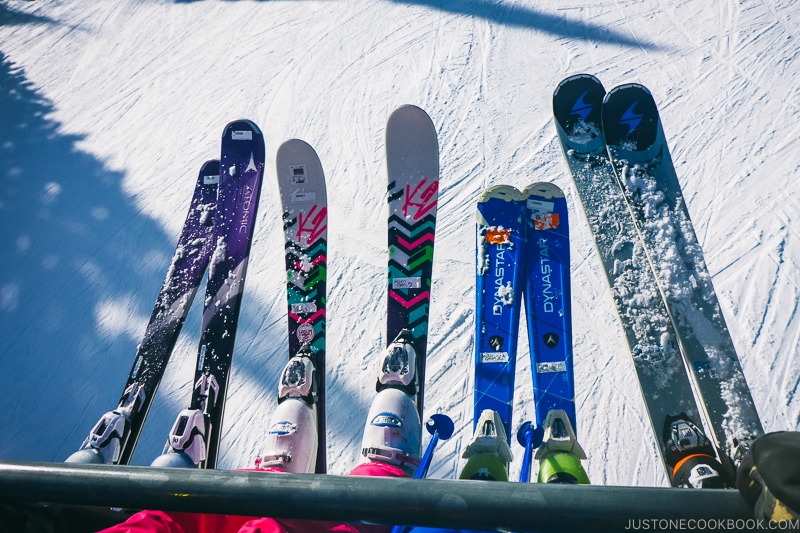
left=361, top=330, right=422, bottom=475
left=256, top=345, right=319, bottom=474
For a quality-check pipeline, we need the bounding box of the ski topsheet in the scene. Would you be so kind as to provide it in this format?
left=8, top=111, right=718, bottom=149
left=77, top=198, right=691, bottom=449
left=276, top=139, right=328, bottom=474
left=553, top=74, right=705, bottom=478
left=522, top=183, right=576, bottom=432
left=385, top=105, right=439, bottom=419
left=157, top=120, right=265, bottom=470
left=601, top=84, right=763, bottom=469
left=190, top=119, right=264, bottom=469
left=68, top=161, right=219, bottom=465
left=474, top=185, right=526, bottom=443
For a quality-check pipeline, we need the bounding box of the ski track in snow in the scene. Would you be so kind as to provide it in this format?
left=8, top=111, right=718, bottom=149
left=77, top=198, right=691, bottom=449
left=1, top=0, right=799, bottom=485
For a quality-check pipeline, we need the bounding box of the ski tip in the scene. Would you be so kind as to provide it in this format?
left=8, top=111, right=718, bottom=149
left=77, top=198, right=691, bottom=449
left=552, top=74, right=606, bottom=146
left=388, top=104, right=432, bottom=122
left=200, top=159, right=220, bottom=171
left=277, top=138, right=314, bottom=152
left=604, top=82, right=652, bottom=101
left=553, top=73, right=605, bottom=98
left=386, top=105, right=437, bottom=140
left=478, top=184, right=523, bottom=203
left=221, top=119, right=263, bottom=138
left=601, top=83, right=660, bottom=150
left=198, top=160, right=221, bottom=187
left=275, top=138, right=324, bottom=174
left=521, top=182, right=564, bottom=200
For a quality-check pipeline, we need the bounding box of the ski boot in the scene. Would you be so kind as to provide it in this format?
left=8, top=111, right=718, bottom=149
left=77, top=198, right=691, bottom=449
left=663, top=413, right=731, bottom=488
left=151, top=373, right=219, bottom=468
left=256, top=345, right=319, bottom=474
left=535, top=409, right=589, bottom=484
left=151, top=408, right=208, bottom=468
left=361, top=331, right=422, bottom=476
left=459, top=409, right=513, bottom=481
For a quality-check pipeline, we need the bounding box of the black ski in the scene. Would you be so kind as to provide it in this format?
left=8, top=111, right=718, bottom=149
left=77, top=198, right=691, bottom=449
left=67, top=160, right=219, bottom=465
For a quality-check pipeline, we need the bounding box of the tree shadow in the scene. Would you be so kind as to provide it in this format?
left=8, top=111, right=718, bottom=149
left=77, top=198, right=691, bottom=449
left=0, top=50, right=184, bottom=463
left=0, top=48, right=335, bottom=469
left=0, top=2, right=57, bottom=27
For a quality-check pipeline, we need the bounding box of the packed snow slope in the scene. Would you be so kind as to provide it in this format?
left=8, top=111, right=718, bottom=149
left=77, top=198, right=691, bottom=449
left=1, top=0, right=799, bottom=486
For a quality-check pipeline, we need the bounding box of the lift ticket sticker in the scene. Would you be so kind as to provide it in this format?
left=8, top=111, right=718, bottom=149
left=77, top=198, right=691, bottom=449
left=392, top=276, right=422, bottom=289
left=290, top=165, right=307, bottom=185
left=527, top=199, right=558, bottom=231
left=232, top=130, right=253, bottom=141
left=485, top=227, right=511, bottom=245
left=291, top=302, right=318, bottom=314
left=481, top=351, right=510, bottom=363
left=537, top=361, right=567, bottom=374
left=293, top=192, right=317, bottom=203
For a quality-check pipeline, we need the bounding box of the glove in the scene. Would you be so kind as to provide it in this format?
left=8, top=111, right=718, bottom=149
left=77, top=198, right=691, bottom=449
left=737, top=431, right=800, bottom=521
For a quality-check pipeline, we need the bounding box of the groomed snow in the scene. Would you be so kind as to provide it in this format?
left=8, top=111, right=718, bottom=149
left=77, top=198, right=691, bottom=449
left=1, top=0, right=799, bottom=486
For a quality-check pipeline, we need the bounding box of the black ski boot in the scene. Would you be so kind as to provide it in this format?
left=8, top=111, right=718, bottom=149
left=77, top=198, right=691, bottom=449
left=663, top=413, right=731, bottom=488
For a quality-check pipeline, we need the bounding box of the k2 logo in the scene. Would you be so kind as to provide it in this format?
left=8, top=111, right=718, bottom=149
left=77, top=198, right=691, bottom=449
left=402, top=177, right=437, bottom=221
left=296, top=205, right=327, bottom=245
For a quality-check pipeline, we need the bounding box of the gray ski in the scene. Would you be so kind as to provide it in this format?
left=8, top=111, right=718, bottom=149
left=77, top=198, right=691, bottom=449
left=601, top=83, right=763, bottom=474
left=553, top=74, right=707, bottom=479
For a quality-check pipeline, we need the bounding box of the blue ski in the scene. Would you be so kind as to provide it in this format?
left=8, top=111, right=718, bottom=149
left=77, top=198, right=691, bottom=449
left=473, top=185, right=526, bottom=443
left=522, top=182, right=576, bottom=433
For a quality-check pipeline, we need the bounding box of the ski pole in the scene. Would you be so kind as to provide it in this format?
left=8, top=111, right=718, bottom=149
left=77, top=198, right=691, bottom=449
left=517, top=420, right=543, bottom=483
left=391, top=414, right=454, bottom=533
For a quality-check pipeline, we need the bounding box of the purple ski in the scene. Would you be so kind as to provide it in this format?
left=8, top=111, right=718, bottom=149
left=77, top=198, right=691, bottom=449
left=154, top=120, right=265, bottom=469
left=67, top=160, right=220, bottom=465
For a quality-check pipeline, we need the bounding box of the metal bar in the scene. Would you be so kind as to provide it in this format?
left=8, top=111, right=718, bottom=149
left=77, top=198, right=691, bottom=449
left=0, top=461, right=752, bottom=532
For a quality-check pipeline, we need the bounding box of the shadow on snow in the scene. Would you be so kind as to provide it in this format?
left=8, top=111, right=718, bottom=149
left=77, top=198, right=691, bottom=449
left=169, top=0, right=663, bottom=51
left=394, top=0, right=663, bottom=50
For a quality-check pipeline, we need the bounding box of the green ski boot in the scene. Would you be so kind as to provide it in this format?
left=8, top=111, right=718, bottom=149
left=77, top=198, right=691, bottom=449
left=460, top=409, right=513, bottom=481
left=535, top=409, right=589, bottom=484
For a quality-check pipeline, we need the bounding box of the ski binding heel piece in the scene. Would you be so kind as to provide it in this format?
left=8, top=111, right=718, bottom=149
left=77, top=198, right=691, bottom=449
left=67, top=382, right=147, bottom=464
left=462, top=409, right=513, bottom=462
left=278, top=345, right=318, bottom=405
left=162, top=408, right=207, bottom=466
left=377, top=329, right=418, bottom=394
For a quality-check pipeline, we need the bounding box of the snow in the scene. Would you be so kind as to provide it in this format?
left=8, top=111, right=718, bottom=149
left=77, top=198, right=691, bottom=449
left=1, top=0, right=799, bottom=488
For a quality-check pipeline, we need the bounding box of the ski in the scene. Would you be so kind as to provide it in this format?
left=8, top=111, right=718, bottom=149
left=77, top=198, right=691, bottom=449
left=522, top=182, right=576, bottom=432
left=553, top=74, right=708, bottom=480
left=518, top=183, right=588, bottom=486
left=601, top=83, right=764, bottom=473
left=154, top=120, right=265, bottom=469
left=275, top=139, right=328, bottom=474
left=385, top=105, right=439, bottom=419
left=67, top=160, right=220, bottom=465
left=473, top=185, right=527, bottom=444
